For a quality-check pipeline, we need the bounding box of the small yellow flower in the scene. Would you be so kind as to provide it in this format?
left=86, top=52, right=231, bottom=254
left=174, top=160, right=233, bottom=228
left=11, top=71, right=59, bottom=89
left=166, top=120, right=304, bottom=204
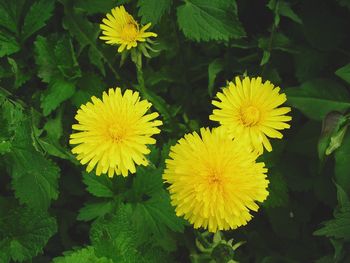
left=163, top=127, right=269, bottom=233
left=99, top=6, right=157, bottom=53
left=210, top=76, right=291, bottom=153
left=70, top=88, right=162, bottom=177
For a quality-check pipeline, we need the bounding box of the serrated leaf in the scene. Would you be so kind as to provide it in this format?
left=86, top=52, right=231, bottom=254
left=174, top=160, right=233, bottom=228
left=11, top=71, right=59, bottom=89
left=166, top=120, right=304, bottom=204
left=0, top=206, right=57, bottom=262
left=77, top=201, right=114, bottom=221
left=314, top=204, right=350, bottom=240
left=335, top=63, right=350, bottom=84
left=9, top=120, right=60, bottom=209
left=285, top=79, right=350, bottom=121
left=40, top=78, right=75, bottom=116
left=177, top=0, right=245, bottom=41
left=83, top=172, right=114, bottom=198
left=21, top=0, right=55, bottom=40
left=53, top=247, right=112, bottom=263
left=138, top=0, right=171, bottom=25
left=90, top=204, right=142, bottom=262
left=208, top=58, right=223, bottom=96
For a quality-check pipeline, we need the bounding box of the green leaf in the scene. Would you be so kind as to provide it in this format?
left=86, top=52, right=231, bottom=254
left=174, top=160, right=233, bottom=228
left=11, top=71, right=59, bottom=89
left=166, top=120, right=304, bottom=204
left=60, top=0, right=119, bottom=79
left=208, top=58, right=223, bottom=96
left=90, top=204, right=143, bottom=262
left=314, top=204, right=350, bottom=240
left=21, top=0, right=55, bottom=40
left=318, top=112, right=349, bottom=161
left=83, top=172, right=114, bottom=198
left=0, top=206, right=57, bottom=262
left=285, top=79, right=350, bottom=121
left=335, top=131, right=350, bottom=194
left=267, top=0, right=302, bottom=24
left=263, top=171, right=289, bottom=208
left=0, top=33, right=20, bottom=57
left=74, top=0, right=129, bottom=15
left=34, top=35, right=57, bottom=83
left=335, top=63, right=350, bottom=84
left=40, top=79, right=75, bottom=116
left=138, top=0, right=172, bottom=25
left=35, top=35, right=80, bottom=115
left=0, top=0, right=24, bottom=34
left=53, top=247, right=112, bottom=263
left=9, top=120, right=60, bottom=209
left=77, top=201, right=114, bottom=221
left=177, top=0, right=245, bottom=41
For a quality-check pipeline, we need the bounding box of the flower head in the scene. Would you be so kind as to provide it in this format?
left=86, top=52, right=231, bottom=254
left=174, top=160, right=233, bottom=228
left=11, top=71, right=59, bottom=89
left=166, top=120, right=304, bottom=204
left=210, top=76, right=291, bottom=153
left=100, top=6, right=157, bottom=53
left=163, top=127, right=269, bottom=232
left=70, top=88, right=162, bottom=177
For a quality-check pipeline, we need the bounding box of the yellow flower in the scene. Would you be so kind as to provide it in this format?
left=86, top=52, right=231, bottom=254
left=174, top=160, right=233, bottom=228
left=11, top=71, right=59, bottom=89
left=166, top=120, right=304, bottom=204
left=100, top=6, right=157, bottom=53
left=210, top=76, right=291, bottom=153
left=163, top=127, right=269, bottom=233
left=70, top=88, right=162, bottom=177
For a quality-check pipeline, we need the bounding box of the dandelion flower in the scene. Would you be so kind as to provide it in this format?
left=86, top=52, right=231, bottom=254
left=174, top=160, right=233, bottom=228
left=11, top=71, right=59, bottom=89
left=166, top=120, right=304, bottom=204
left=210, top=76, right=292, bottom=153
left=163, top=127, right=269, bottom=233
left=70, top=88, right=162, bottom=177
left=100, top=6, right=157, bottom=53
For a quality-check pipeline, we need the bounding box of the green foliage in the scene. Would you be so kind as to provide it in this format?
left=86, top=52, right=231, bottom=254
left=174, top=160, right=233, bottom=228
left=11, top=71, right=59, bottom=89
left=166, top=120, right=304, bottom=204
left=0, top=204, right=57, bottom=263
left=138, top=0, right=171, bottom=25
left=53, top=247, right=113, bottom=263
left=177, top=0, right=245, bottom=41
left=285, top=79, right=350, bottom=121
left=314, top=203, right=350, bottom=240
left=1, top=0, right=350, bottom=262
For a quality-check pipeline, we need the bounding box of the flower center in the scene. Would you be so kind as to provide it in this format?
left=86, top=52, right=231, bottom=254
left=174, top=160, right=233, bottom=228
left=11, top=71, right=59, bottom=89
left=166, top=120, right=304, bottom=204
left=207, top=169, right=222, bottom=185
left=240, top=105, right=260, bottom=126
left=120, top=23, right=139, bottom=42
left=108, top=124, right=126, bottom=143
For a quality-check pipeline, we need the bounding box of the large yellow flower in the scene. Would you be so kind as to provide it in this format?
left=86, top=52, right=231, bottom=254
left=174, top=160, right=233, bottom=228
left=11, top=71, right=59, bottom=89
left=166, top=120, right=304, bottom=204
left=210, top=76, right=291, bottom=153
left=163, top=127, right=269, bottom=233
left=100, top=6, right=157, bottom=53
left=70, top=88, right=162, bottom=177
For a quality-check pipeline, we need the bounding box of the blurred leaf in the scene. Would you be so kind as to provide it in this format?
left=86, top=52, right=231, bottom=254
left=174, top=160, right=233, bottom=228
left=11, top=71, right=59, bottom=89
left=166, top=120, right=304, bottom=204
left=335, top=131, right=350, bottom=193
left=335, top=63, right=350, bottom=84
left=74, top=0, right=122, bottom=15
left=77, top=201, right=114, bottom=221
left=82, top=172, right=114, bottom=198
left=267, top=0, right=302, bottom=24
left=0, top=0, right=24, bottom=34
left=293, top=48, right=328, bottom=82
left=177, top=0, right=245, bottom=41
left=314, top=204, right=350, bottom=240
left=138, top=0, right=171, bottom=25
left=208, top=58, right=223, bottom=96
left=318, top=112, right=349, bottom=161
left=0, top=206, right=57, bottom=262
left=285, top=79, right=350, bottom=121
left=0, top=33, right=20, bottom=57
left=53, top=246, right=112, bottom=263
left=264, top=171, right=289, bottom=208
left=301, top=0, right=345, bottom=51
left=21, top=0, right=55, bottom=40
